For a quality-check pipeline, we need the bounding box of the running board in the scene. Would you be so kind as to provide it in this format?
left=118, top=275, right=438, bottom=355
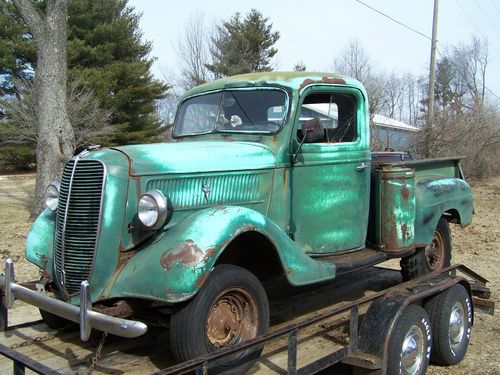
left=319, top=249, right=388, bottom=276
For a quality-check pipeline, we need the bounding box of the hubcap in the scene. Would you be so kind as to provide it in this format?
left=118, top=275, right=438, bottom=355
left=449, top=301, right=466, bottom=352
left=425, top=229, right=445, bottom=271
left=206, top=288, right=258, bottom=349
left=401, top=325, right=425, bottom=375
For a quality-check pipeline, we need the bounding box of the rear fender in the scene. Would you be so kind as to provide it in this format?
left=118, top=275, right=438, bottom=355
left=415, top=178, right=473, bottom=246
left=103, top=206, right=335, bottom=303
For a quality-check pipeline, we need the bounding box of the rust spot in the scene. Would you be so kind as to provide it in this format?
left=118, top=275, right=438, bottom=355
left=116, top=250, right=136, bottom=270
left=321, top=76, right=346, bottom=85
left=401, top=223, right=408, bottom=240
left=282, top=169, right=287, bottom=192
left=298, top=79, right=316, bottom=92
left=298, top=76, right=346, bottom=92
left=161, top=240, right=205, bottom=270
left=401, top=185, right=409, bottom=202
left=205, top=248, right=217, bottom=258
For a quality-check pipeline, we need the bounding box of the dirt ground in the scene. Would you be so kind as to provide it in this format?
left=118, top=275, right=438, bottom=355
left=0, top=174, right=499, bottom=374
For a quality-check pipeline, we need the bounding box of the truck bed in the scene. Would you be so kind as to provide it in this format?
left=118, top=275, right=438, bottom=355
left=1, top=266, right=402, bottom=374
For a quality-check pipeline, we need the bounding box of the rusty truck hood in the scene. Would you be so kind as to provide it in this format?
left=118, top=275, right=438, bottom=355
left=112, top=141, right=276, bottom=176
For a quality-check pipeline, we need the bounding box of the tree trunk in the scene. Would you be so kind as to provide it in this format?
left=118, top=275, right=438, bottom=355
left=13, top=0, right=74, bottom=216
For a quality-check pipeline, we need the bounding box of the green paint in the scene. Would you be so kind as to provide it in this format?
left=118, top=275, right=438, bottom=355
left=23, top=72, right=472, bottom=307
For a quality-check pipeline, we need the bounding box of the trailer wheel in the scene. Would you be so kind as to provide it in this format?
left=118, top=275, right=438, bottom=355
left=424, top=284, right=472, bottom=365
left=401, top=217, right=451, bottom=280
left=387, top=305, right=431, bottom=375
left=39, top=309, right=73, bottom=329
left=170, top=264, right=269, bottom=374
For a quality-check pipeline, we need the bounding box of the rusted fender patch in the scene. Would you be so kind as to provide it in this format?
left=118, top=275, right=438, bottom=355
left=160, top=240, right=216, bottom=270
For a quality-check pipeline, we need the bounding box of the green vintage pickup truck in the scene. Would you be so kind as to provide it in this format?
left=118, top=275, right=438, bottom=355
left=1, top=72, right=473, bottom=371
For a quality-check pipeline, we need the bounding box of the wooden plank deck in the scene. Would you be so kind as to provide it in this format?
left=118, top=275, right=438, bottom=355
left=0, top=266, right=402, bottom=374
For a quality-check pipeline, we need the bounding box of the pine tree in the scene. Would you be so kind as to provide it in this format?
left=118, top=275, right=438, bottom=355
left=0, top=0, right=168, bottom=144
left=0, top=1, right=35, bottom=97
left=66, top=0, right=167, bottom=144
left=207, top=9, right=280, bottom=78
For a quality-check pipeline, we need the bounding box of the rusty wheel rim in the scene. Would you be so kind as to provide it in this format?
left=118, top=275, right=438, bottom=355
left=425, top=229, right=445, bottom=272
left=206, top=288, right=259, bottom=349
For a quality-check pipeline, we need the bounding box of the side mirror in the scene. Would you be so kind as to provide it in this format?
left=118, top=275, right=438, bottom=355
left=302, top=118, right=324, bottom=143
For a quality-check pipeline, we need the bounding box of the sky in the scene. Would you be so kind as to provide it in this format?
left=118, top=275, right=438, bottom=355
left=128, top=0, right=500, bottom=101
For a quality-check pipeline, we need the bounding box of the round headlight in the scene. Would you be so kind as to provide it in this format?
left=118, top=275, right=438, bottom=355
left=137, top=190, right=172, bottom=230
left=44, top=181, right=60, bottom=212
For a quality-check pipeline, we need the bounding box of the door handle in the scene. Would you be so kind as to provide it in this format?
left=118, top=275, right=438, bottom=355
left=356, top=162, right=367, bottom=172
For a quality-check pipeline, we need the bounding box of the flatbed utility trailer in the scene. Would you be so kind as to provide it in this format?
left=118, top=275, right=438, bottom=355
left=0, top=264, right=494, bottom=375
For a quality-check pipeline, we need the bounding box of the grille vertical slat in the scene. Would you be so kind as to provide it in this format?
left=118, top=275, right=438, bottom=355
left=54, top=159, right=104, bottom=296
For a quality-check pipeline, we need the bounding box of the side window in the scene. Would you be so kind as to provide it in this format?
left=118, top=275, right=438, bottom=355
left=297, top=93, right=357, bottom=143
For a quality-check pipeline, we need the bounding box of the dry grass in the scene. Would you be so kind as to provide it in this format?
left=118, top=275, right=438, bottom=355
left=1, top=173, right=498, bottom=374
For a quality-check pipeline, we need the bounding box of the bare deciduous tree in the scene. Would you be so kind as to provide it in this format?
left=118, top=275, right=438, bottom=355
left=13, top=0, right=74, bottom=215
left=175, top=12, right=212, bottom=90
left=1, top=78, right=113, bottom=150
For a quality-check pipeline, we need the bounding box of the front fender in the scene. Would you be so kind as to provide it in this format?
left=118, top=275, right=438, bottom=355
left=415, top=178, right=473, bottom=246
left=25, top=209, right=56, bottom=275
left=104, top=206, right=335, bottom=303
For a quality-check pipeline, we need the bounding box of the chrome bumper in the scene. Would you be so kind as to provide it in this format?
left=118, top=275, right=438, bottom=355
left=0, top=259, right=147, bottom=341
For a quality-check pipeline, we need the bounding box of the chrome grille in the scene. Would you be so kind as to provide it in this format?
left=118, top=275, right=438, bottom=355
left=54, top=159, right=105, bottom=296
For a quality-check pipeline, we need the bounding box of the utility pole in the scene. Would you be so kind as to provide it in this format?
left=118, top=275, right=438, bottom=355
left=425, top=0, right=439, bottom=158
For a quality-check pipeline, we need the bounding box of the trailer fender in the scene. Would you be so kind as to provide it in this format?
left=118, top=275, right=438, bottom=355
left=103, top=206, right=335, bottom=303
left=357, top=292, right=409, bottom=371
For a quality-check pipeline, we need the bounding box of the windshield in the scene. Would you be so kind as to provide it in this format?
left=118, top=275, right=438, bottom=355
left=174, top=89, right=288, bottom=136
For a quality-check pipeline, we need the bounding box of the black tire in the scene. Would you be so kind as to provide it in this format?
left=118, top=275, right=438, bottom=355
left=39, top=308, right=73, bottom=329
left=424, top=284, right=472, bottom=365
left=387, top=305, right=432, bottom=375
left=170, top=264, right=270, bottom=374
left=0, top=291, right=7, bottom=331
left=401, top=217, right=451, bottom=281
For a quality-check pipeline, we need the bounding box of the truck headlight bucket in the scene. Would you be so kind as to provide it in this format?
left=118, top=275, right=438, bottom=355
left=138, top=190, right=173, bottom=230
left=44, top=181, right=60, bottom=212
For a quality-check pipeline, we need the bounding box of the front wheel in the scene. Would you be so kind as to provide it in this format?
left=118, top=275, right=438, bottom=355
left=387, top=305, right=432, bottom=375
left=401, top=217, right=451, bottom=281
left=170, top=264, right=269, bottom=374
left=424, top=284, right=472, bottom=365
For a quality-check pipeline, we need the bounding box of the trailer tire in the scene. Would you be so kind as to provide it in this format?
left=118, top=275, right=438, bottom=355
left=0, top=291, right=6, bottom=331
left=39, top=309, right=73, bottom=329
left=387, top=305, right=431, bottom=375
left=170, top=264, right=269, bottom=374
left=424, top=284, right=472, bottom=365
left=401, top=217, right=451, bottom=281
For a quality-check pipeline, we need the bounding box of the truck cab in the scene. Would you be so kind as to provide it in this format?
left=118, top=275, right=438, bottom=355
left=1, top=72, right=473, bottom=372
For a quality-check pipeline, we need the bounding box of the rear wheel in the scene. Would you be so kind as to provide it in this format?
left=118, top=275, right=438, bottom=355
left=170, top=264, right=269, bottom=374
left=424, top=284, right=472, bottom=365
left=401, top=217, right=451, bottom=281
left=387, top=305, right=432, bottom=375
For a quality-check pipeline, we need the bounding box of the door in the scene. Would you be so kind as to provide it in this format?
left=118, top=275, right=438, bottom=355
left=290, top=86, right=370, bottom=254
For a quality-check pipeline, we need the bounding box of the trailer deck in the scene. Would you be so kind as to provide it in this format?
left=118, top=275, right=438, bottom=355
left=0, top=265, right=493, bottom=374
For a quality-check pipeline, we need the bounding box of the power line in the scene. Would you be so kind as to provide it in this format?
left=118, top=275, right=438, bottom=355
left=455, top=0, right=500, bottom=57
left=485, top=87, right=500, bottom=100
left=491, top=0, right=500, bottom=16
left=354, top=0, right=431, bottom=40
left=473, top=0, right=500, bottom=36
left=454, top=0, right=484, bottom=36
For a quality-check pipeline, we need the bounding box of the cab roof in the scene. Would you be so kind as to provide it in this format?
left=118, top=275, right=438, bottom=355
left=181, top=71, right=366, bottom=100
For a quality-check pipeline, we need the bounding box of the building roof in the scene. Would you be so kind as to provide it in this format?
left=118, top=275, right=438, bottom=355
left=372, top=114, right=420, bottom=132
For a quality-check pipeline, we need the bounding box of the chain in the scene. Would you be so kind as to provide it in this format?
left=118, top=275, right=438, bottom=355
left=88, top=331, right=108, bottom=375
left=10, top=327, right=65, bottom=349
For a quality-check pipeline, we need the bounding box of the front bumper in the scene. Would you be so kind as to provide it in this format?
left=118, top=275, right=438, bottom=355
left=0, top=259, right=147, bottom=341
